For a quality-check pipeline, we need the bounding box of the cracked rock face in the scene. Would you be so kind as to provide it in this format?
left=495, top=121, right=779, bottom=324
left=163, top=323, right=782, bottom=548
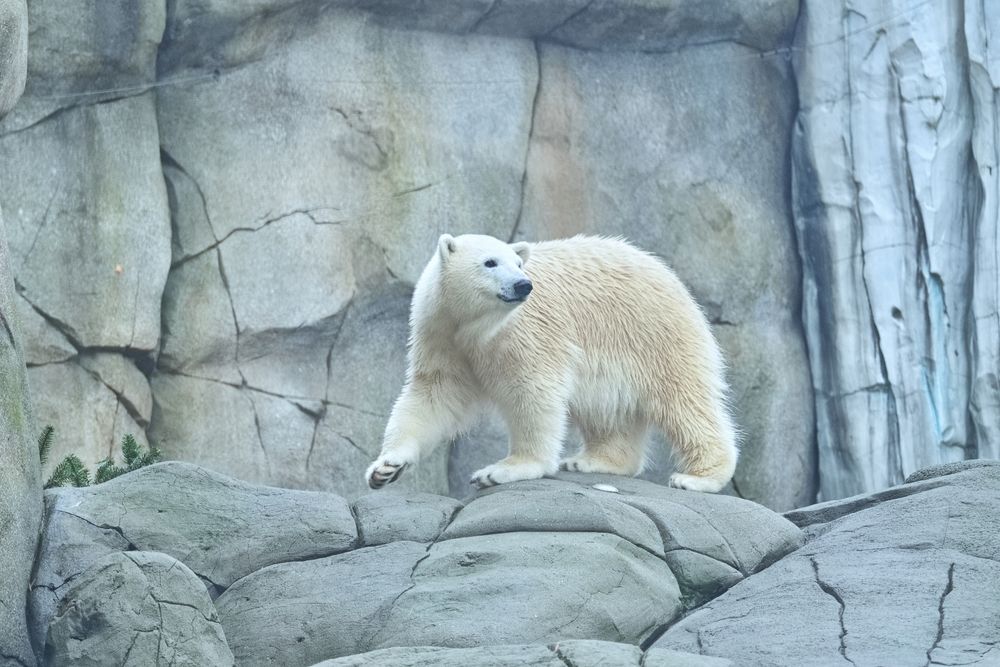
left=792, top=0, right=1000, bottom=500
left=30, top=462, right=802, bottom=666
left=653, top=461, right=1000, bottom=666
left=28, top=462, right=358, bottom=655
left=43, top=551, right=234, bottom=667
left=214, top=471, right=802, bottom=665
left=0, top=2, right=36, bottom=665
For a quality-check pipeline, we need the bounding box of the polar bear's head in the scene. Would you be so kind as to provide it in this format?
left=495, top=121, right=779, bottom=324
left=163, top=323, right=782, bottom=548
left=435, top=233, right=532, bottom=317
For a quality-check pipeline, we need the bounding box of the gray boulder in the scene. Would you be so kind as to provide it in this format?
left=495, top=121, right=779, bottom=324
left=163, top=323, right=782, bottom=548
left=352, top=490, right=462, bottom=546
left=30, top=461, right=357, bottom=652
left=653, top=462, right=1000, bottom=666
left=217, top=471, right=802, bottom=665
left=217, top=541, right=430, bottom=666
left=44, top=551, right=234, bottom=667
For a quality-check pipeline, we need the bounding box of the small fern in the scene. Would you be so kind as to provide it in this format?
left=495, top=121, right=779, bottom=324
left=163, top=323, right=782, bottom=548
left=39, top=427, right=162, bottom=489
left=45, top=454, right=90, bottom=489
left=37, top=425, right=54, bottom=466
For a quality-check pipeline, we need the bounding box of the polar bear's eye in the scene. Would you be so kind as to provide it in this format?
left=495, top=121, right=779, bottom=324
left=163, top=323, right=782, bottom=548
left=484, top=259, right=497, bottom=268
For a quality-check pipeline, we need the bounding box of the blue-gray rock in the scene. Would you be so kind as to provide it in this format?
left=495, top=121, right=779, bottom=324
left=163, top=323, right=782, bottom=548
left=792, top=0, right=1000, bottom=501
left=44, top=551, right=234, bottom=667
left=309, top=640, right=733, bottom=667
left=30, top=461, right=357, bottom=653
left=352, top=490, right=462, bottom=546
left=654, top=463, right=1000, bottom=666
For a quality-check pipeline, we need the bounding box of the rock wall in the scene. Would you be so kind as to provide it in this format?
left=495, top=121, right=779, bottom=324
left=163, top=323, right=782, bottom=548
left=0, top=2, right=37, bottom=666
left=793, top=0, right=1000, bottom=500
left=0, top=0, right=818, bottom=509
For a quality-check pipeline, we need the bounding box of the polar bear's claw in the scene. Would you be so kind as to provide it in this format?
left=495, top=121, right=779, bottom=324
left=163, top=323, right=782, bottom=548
left=367, top=461, right=408, bottom=489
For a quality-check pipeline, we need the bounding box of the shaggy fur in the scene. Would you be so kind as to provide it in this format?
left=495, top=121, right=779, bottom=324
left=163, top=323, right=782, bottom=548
left=366, top=234, right=738, bottom=492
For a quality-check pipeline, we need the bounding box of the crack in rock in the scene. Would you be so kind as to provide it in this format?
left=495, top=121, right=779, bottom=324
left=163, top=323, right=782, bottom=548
left=508, top=39, right=541, bottom=243
left=810, top=556, right=855, bottom=666
left=925, top=562, right=955, bottom=666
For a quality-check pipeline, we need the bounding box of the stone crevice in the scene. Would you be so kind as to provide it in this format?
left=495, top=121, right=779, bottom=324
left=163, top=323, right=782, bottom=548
left=508, top=39, right=541, bottom=243
left=810, top=556, right=855, bottom=666
left=924, top=562, right=955, bottom=666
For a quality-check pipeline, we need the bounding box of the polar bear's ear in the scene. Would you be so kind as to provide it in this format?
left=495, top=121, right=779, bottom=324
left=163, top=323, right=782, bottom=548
left=438, top=234, right=457, bottom=262
left=510, top=241, right=531, bottom=265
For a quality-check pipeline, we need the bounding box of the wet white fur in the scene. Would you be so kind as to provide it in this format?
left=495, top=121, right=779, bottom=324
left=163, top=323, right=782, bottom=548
left=365, top=234, right=738, bottom=492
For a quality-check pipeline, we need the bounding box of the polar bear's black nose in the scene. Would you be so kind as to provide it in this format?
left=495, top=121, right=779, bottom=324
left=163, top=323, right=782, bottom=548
left=513, top=279, right=533, bottom=298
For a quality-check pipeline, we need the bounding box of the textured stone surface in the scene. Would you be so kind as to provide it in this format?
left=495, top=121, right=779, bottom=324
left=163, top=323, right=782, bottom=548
left=151, top=8, right=535, bottom=497
left=310, top=641, right=733, bottom=667
left=44, top=551, right=234, bottom=667
left=218, top=470, right=801, bottom=665
left=0, top=4, right=35, bottom=663
left=217, top=541, right=429, bottom=666
left=352, top=490, right=462, bottom=546
left=0, top=88, right=170, bottom=475
left=0, top=0, right=26, bottom=118
left=0, top=167, right=39, bottom=667
left=654, top=464, right=1000, bottom=666
left=514, top=41, right=814, bottom=510
left=0, top=1, right=164, bottom=134
left=2, top=92, right=170, bottom=351
left=792, top=0, right=1000, bottom=500
left=30, top=462, right=356, bottom=652
left=30, top=360, right=151, bottom=482
left=161, top=0, right=797, bottom=62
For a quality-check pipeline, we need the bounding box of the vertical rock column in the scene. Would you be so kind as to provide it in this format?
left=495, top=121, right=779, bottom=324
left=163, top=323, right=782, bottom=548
left=0, top=2, right=37, bottom=665
left=793, top=0, right=1000, bottom=499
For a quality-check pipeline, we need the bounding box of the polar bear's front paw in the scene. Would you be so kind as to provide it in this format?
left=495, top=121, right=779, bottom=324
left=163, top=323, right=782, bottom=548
left=469, top=458, right=552, bottom=489
left=366, top=458, right=410, bottom=490
left=668, top=472, right=726, bottom=493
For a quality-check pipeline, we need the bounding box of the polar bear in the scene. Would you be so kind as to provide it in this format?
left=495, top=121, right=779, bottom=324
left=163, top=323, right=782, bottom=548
left=365, top=234, right=738, bottom=492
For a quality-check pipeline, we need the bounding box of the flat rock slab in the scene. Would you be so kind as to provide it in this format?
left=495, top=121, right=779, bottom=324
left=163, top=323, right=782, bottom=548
left=217, top=541, right=430, bottom=666
left=31, top=461, right=357, bottom=651
left=310, top=640, right=733, bottom=666
left=653, top=464, right=1000, bottom=666
left=352, top=490, right=462, bottom=546
left=44, top=551, right=234, bottom=667
left=219, top=532, right=680, bottom=666
left=453, top=473, right=804, bottom=607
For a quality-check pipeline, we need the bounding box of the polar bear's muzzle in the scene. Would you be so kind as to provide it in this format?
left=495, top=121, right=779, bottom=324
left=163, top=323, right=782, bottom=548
left=498, top=279, right=533, bottom=303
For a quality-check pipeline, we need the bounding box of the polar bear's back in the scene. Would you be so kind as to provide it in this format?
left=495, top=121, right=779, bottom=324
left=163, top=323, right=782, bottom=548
left=510, top=236, right=725, bottom=416
left=522, top=235, right=711, bottom=346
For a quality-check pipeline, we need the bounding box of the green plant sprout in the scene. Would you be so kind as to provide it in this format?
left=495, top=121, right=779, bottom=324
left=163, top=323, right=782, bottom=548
left=39, top=426, right=161, bottom=489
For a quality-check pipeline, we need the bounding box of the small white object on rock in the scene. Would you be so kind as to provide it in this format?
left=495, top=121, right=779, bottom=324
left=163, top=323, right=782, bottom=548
left=592, top=483, right=619, bottom=493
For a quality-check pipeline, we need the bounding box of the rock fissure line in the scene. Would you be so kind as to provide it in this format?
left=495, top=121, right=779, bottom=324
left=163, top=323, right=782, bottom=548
left=810, top=556, right=855, bottom=666
left=0, top=89, right=149, bottom=139
left=54, top=509, right=139, bottom=552
left=160, top=148, right=219, bottom=243
left=924, top=562, right=955, bottom=666
left=467, top=0, right=501, bottom=34
left=540, top=0, right=596, bottom=40
left=508, top=39, right=541, bottom=243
